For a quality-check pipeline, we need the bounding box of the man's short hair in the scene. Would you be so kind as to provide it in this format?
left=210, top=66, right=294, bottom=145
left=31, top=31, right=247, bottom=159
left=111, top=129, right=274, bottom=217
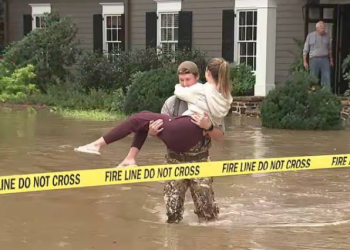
left=177, top=61, right=199, bottom=76
left=316, top=21, right=325, bottom=29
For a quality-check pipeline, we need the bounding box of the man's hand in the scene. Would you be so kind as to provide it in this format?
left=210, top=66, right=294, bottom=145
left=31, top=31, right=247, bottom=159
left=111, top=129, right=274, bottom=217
left=330, top=59, right=334, bottom=67
left=303, top=61, right=308, bottom=69
left=191, top=112, right=212, bottom=130
left=149, top=119, right=164, bottom=136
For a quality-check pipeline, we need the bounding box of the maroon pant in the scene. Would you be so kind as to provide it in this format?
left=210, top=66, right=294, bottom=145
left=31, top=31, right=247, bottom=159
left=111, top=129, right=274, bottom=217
left=102, top=111, right=204, bottom=153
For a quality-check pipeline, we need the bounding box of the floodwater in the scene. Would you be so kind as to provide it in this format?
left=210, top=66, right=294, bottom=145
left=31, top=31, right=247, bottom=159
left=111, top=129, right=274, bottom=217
left=1, top=108, right=350, bottom=250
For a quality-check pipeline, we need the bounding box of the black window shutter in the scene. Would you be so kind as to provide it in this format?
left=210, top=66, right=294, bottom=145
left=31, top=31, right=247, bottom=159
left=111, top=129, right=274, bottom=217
left=178, top=11, right=192, bottom=51
left=120, top=14, right=126, bottom=51
left=23, top=14, right=32, bottom=36
left=93, top=14, right=103, bottom=53
left=145, top=12, right=157, bottom=49
left=222, top=9, right=235, bottom=62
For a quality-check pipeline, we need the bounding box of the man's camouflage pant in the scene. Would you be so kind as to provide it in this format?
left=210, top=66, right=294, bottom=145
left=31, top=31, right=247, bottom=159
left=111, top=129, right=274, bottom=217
left=163, top=153, right=219, bottom=224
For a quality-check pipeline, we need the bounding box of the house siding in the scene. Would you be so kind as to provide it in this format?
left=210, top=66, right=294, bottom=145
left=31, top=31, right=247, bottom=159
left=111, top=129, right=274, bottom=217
left=182, top=0, right=234, bottom=58
left=8, top=0, right=123, bottom=50
left=129, top=1, right=154, bottom=50
left=274, top=0, right=306, bottom=87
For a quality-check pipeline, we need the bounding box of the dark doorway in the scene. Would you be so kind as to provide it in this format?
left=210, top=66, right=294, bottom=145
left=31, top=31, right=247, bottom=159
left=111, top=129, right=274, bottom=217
left=304, top=3, right=350, bottom=95
left=335, top=4, right=350, bottom=95
left=0, top=0, right=4, bottom=54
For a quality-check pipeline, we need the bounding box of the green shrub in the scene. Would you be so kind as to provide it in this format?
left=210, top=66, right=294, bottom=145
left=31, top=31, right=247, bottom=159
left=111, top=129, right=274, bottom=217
left=0, top=64, right=39, bottom=102
left=123, top=68, right=179, bottom=115
left=113, top=48, right=172, bottom=93
left=342, top=53, right=350, bottom=97
left=74, top=47, right=209, bottom=93
left=261, top=71, right=343, bottom=130
left=230, top=63, right=256, bottom=96
left=74, top=50, right=120, bottom=92
left=1, top=10, right=80, bottom=92
left=74, top=48, right=172, bottom=93
left=11, top=80, right=125, bottom=113
left=288, top=38, right=308, bottom=74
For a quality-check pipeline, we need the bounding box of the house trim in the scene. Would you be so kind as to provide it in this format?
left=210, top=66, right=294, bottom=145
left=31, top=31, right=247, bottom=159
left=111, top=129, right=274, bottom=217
left=29, top=3, right=51, bottom=15
left=154, top=0, right=182, bottom=14
left=235, top=0, right=276, bottom=9
left=235, top=0, right=277, bottom=96
left=99, top=2, right=124, bottom=15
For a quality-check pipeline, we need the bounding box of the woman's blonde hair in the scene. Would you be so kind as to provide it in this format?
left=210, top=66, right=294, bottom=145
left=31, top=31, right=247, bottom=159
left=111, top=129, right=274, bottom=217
left=206, top=57, right=232, bottom=98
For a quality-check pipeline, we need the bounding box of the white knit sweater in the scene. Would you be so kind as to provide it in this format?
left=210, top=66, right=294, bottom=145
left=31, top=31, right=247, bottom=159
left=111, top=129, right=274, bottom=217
left=173, top=82, right=233, bottom=127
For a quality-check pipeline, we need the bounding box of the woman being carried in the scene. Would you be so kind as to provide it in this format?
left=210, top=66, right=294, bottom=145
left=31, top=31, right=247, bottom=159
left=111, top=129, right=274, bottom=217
left=74, top=58, right=233, bottom=156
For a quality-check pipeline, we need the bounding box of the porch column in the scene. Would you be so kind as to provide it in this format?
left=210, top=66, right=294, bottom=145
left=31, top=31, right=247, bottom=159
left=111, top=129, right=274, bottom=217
left=235, top=0, right=277, bottom=97
left=255, top=0, right=277, bottom=96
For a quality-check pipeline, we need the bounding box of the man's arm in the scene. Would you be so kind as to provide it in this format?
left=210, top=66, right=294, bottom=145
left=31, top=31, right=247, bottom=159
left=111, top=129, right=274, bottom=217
left=206, top=122, right=225, bottom=142
left=174, top=83, right=201, bottom=104
left=206, top=127, right=224, bottom=142
left=303, top=34, right=310, bottom=67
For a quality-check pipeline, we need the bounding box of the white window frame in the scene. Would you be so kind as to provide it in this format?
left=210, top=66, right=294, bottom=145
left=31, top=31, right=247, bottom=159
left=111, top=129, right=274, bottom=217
left=154, top=0, right=181, bottom=56
left=235, top=0, right=277, bottom=97
left=29, top=3, right=51, bottom=30
left=234, top=9, right=258, bottom=72
left=100, top=2, right=124, bottom=58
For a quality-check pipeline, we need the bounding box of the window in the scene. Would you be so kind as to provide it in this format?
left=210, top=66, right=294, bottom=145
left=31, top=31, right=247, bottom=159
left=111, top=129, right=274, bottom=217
left=159, top=13, right=178, bottom=55
left=100, top=3, right=124, bottom=58
left=155, top=0, right=181, bottom=56
left=236, top=10, right=257, bottom=71
left=29, top=4, right=51, bottom=30
left=104, top=15, right=122, bottom=56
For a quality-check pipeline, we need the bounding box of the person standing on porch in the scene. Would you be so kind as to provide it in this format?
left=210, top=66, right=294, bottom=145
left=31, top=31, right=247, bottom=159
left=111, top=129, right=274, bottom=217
left=303, top=21, right=334, bottom=90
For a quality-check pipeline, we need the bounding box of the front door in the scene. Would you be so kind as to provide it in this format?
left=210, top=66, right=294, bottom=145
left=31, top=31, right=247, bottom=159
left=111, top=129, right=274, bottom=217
left=304, top=3, right=338, bottom=93
left=335, top=4, right=350, bottom=95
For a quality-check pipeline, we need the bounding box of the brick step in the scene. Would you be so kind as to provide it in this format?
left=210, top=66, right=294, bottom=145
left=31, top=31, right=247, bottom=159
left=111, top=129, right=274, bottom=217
left=231, top=96, right=350, bottom=120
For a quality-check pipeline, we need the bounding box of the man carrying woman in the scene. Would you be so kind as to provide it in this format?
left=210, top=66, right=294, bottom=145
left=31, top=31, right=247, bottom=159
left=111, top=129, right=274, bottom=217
left=74, top=58, right=233, bottom=223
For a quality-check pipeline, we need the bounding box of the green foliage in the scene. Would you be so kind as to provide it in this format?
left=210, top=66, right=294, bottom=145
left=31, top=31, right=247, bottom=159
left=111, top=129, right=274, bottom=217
left=0, top=64, right=39, bottom=102
left=342, top=53, right=350, bottom=97
left=74, top=47, right=208, bottom=93
left=230, top=63, right=256, bottom=96
left=74, top=50, right=120, bottom=92
left=10, top=80, right=125, bottom=113
left=1, top=10, right=80, bottom=92
left=123, top=68, right=179, bottom=115
left=288, top=38, right=308, bottom=74
left=261, top=71, right=343, bottom=130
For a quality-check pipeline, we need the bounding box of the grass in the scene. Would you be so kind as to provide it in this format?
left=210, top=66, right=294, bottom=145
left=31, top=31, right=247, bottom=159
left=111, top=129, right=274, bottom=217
left=50, top=107, right=127, bottom=121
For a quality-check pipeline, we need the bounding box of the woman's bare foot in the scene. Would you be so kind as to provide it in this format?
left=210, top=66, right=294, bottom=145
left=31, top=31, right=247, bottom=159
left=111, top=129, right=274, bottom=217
left=117, top=159, right=138, bottom=168
left=117, top=147, right=140, bottom=168
left=74, top=137, right=107, bottom=156
left=74, top=143, right=101, bottom=156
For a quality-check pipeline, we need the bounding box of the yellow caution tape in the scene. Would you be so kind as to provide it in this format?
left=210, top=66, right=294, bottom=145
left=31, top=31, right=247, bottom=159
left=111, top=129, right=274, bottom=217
left=1, top=153, right=350, bottom=195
